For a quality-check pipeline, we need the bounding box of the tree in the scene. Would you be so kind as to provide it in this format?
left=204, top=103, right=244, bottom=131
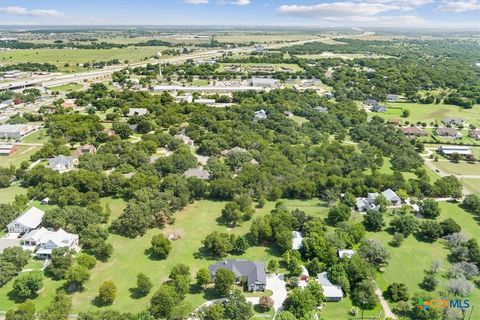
left=197, top=303, right=225, bottom=320
left=38, top=291, right=72, bottom=320
left=267, top=259, right=279, bottom=274
left=419, top=199, right=441, bottom=219
left=282, top=288, right=316, bottom=319
left=447, top=279, right=473, bottom=297
left=150, top=234, right=172, bottom=259
left=390, top=214, right=418, bottom=236
left=47, top=247, right=73, bottom=280
left=98, top=280, right=117, bottom=305
left=202, top=232, right=234, bottom=258
left=76, top=253, right=97, bottom=269
left=363, top=210, right=384, bottom=231
left=1, top=247, right=30, bottom=271
left=214, top=268, right=236, bottom=296
left=351, top=280, right=378, bottom=311
left=232, top=236, right=249, bottom=254
left=112, top=122, right=133, bottom=139
left=196, top=268, right=211, bottom=288
left=327, top=203, right=351, bottom=225
left=221, top=202, right=243, bottom=226
left=136, top=273, right=153, bottom=296
left=440, top=218, right=461, bottom=236
left=433, top=175, right=463, bottom=199
left=390, top=232, right=405, bottom=247
left=150, top=285, right=182, bottom=319
left=275, top=312, right=297, bottom=320
left=223, top=290, right=254, bottom=320
left=65, top=264, right=90, bottom=290
left=259, top=296, right=274, bottom=312
left=463, top=194, right=480, bottom=214
left=385, top=282, right=409, bottom=302
left=417, top=220, right=443, bottom=242
left=359, top=239, right=390, bottom=267
left=12, top=271, right=44, bottom=299
left=421, top=273, right=439, bottom=291
left=6, top=301, right=35, bottom=320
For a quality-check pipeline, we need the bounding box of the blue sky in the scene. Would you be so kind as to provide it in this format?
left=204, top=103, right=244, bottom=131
left=0, top=0, right=479, bottom=28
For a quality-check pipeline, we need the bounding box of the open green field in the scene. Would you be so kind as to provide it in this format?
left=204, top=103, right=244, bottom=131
left=0, top=185, right=27, bottom=204
left=49, top=83, right=84, bottom=92
left=434, top=161, right=480, bottom=176
left=0, top=47, right=167, bottom=72
left=0, top=145, right=41, bottom=168
left=22, top=129, right=48, bottom=144
left=378, top=102, right=480, bottom=127
left=369, top=202, right=480, bottom=319
left=218, top=63, right=303, bottom=73
left=215, top=33, right=320, bottom=44
left=460, top=179, right=480, bottom=194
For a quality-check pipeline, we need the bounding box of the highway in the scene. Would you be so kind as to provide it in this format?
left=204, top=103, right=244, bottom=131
left=0, top=33, right=369, bottom=91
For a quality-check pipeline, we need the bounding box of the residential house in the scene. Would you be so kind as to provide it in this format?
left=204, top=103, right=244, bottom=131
left=355, top=193, right=379, bottom=212
left=372, top=104, right=387, bottom=113
left=183, top=168, right=211, bottom=180
left=364, top=99, right=379, bottom=107
left=74, top=144, right=97, bottom=158
left=292, top=231, right=304, bottom=250
left=436, top=127, right=462, bottom=139
left=469, top=129, right=480, bottom=140
left=21, top=227, right=79, bottom=259
left=388, top=118, right=402, bottom=125
left=338, top=249, right=355, bottom=259
left=208, top=260, right=267, bottom=292
left=382, top=189, right=401, bottom=205
left=174, top=133, right=194, bottom=147
left=316, top=272, right=343, bottom=302
left=176, top=95, right=193, bottom=103
left=438, top=145, right=472, bottom=156
left=127, top=108, right=148, bottom=117
left=7, top=207, right=44, bottom=234
left=314, top=106, right=328, bottom=113
left=0, top=144, right=17, bottom=156
left=221, top=147, right=247, bottom=157
left=61, top=99, right=77, bottom=109
left=48, top=155, right=78, bottom=172
left=442, top=117, right=465, bottom=127
left=324, top=92, right=334, bottom=99
left=386, top=94, right=399, bottom=102
left=254, top=110, right=267, bottom=121
left=401, top=126, right=428, bottom=137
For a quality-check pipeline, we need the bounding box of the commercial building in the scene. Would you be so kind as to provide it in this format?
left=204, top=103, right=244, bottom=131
left=0, top=124, right=37, bottom=139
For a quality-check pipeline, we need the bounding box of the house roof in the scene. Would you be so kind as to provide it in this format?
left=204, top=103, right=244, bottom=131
left=436, top=127, right=459, bottom=136
left=401, top=126, right=427, bottom=136
left=184, top=168, right=210, bottom=180
left=48, top=155, right=76, bottom=169
left=209, top=260, right=266, bottom=287
left=382, top=189, right=400, bottom=201
left=23, top=227, right=78, bottom=247
left=316, top=272, right=343, bottom=298
left=314, top=106, right=328, bottom=113
left=338, top=249, right=355, bottom=258
left=8, top=207, right=44, bottom=230
left=128, top=108, right=148, bottom=116
left=292, top=231, right=303, bottom=250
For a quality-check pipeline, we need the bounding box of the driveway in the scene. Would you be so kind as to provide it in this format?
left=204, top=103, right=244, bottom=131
left=266, top=274, right=287, bottom=313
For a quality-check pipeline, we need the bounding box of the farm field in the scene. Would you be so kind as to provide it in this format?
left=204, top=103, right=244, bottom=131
left=21, top=128, right=48, bottom=144
left=49, top=83, right=84, bottom=92
left=0, top=145, right=41, bottom=168
left=434, top=161, right=480, bottom=176
left=378, top=102, right=480, bottom=127
left=0, top=47, right=168, bottom=72
left=295, top=52, right=393, bottom=60
left=215, top=33, right=321, bottom=44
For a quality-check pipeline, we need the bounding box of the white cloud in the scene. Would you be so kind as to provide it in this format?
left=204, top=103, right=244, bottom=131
left=184, top=0, right=209, bottom=4
left=219, top=0, right=251, bottom=5
left=436, top=0, right=480, bottom=12
left=0, top=6, right=66, bottom=18
left=278, top=2, right=405, bottom=18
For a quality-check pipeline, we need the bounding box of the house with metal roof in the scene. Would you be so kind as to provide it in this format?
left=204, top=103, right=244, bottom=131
left=382, top=189, right=401, bottom=205
left=316, top=272, right=343, bottom=302
left=7, top=207, right=44, bottom=234
left=208, top=260, right=267, bottom=292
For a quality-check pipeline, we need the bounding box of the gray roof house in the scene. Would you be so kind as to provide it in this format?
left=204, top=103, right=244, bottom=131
left=364, top=99, right=379, bottom=107
left=372, top=104, right=387, bottom=113
left=382, top=189, right=401, bottom=205
left=209, top=260, right=267, bottom=292
left=7, top=207, right=44, bottom=234
left=355, top=193, right=379, bottom=212
left=442, top=117, right=465, bottom=127
left=48, top=155, right=78, bottom=172
left=314, top=106, right=328, bottom=113
left=316, top=272, right=343, bottom=302
left=183, top=168, right=211, bottom=180
left=254, top=110, right=267, bottom=121
left=127, top=108, right=148, bottom=117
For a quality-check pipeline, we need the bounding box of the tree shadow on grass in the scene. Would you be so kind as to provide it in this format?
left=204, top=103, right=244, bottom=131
left=144, top=247, right=168, bottom=261
left=129, top=287, right=147, bottom=299
left=7, top=290, right=33, bottom=304
left=193, top=247, right=219, bottom=261
left=203, top=287, right=222, bottom=300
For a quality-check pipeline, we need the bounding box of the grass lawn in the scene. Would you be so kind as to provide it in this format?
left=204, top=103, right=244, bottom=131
left=460, top=179, right=480, bottom=194
left=434, top=161, right=480, bottom=176
left=22, top=129, right=48, bottom=144
left=0, top=145, right=41, bottom=168
left=321, top=298, right=382, bottom=319
left=379, top=102, right=480, bottom=127
left=49, top=83, right=83, bottom=92
left=0, top=185, right=27, bottom=204
left=0, top=47, right=168, bottom=72
left=217, top=63, right=303, bottom=73
left=291, top=115, right=309, bottom=126
left=70, top=199, right=327, bottom=314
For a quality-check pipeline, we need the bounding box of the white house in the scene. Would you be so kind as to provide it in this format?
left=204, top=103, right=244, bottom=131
left=438, top=145, right=472, bottom=156
left=382, top=189, right=401, bottom=205
left=316, top=272, right=343, bottom=302
left=292, top=231, right=304, bottom=250
left=355, top=193, right=379, bottom=212
left=127, top=108, right=148, bottom=117
left=338, top=249, right=355, bottom=259
left=21, top=227, right=79, bottom=259
left=7, top=207, right=44, bottom=234
left=254, top=110, right=267, bottom=121
left=48, top=155, right=78, bottom=172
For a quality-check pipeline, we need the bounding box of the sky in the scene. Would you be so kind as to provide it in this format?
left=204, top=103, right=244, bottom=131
left=0, top=0, right=479, bottom=29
